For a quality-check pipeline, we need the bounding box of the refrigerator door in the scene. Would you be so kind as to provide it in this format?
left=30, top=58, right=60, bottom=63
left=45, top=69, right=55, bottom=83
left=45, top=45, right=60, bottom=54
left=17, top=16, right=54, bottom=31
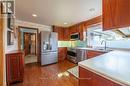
left=41, top=31, right=50, bottom=52
left=41, top=51, right=58, bottom=65
left=50, top=32, right=58, bottom=51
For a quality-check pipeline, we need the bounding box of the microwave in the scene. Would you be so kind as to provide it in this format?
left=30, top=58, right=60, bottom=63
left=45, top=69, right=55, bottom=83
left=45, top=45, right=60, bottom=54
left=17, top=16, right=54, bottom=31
left=70, top=33, right=80, bottom=40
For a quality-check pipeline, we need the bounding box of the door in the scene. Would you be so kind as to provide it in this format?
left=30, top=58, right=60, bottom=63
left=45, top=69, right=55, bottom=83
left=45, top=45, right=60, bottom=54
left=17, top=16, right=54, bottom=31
left=41, top=52, right=58, bottom=65
left=40, top=31, right=50, bottom=52
left=50, top=32, right=58, bottom=51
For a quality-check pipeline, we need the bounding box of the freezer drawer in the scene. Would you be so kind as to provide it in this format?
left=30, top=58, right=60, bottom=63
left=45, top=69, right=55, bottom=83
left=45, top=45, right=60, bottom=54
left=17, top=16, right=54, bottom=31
left=41, top=52, right=58, bottom=65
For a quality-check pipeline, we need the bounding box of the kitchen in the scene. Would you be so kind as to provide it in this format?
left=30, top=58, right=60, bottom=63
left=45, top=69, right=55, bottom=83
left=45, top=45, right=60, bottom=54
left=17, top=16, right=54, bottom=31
left=1, top=0, right=130, bottom=86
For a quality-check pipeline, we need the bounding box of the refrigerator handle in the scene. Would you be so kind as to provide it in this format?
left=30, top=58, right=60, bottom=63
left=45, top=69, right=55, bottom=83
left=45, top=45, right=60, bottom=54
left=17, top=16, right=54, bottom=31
left=49, top=33, right=52, bottom=50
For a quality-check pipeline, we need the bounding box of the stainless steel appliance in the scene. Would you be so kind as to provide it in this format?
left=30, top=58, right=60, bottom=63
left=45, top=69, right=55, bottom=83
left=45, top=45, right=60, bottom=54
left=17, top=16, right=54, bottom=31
left=70, top=33, right=80, bottom=40
left=40, top=31, right=58, bottom=65
left=67, top=48, right=86, bottom=63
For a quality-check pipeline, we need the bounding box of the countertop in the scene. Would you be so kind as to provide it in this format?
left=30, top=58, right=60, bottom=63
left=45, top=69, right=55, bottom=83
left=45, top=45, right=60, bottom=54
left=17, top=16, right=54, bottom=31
left=78, top=50, right=130, bottom=86
left=75, top=47, right=112, bottom=52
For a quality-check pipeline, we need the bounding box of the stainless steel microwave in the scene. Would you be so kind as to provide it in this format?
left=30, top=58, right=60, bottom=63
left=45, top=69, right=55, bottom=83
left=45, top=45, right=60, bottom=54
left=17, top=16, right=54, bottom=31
left=70, top=33, right=80, bottom=40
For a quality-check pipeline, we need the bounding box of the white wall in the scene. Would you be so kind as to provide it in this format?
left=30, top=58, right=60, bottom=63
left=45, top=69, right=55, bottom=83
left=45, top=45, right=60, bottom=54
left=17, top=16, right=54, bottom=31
left=15, top=20, right=52, bottom=32
left=5, top=19, right=53, bottom=53
left=5, top=18, right=18, bottom=53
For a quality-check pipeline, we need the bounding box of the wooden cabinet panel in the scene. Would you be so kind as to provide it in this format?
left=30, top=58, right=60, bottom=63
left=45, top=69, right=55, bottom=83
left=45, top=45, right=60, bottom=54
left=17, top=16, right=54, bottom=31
left=58, top=47, right=67, bottom=61
left=64, top=28, right=70, bottom=41
left=79, top=67, right=121, bottom=86
left=93, top=73, right=115, bottom=86
left=103, top=0, right=130, bottom=30
left=53, top=26, right=64, bottom=40
left=6, top=50, right=24, bottom=86
left=70, top=26, right=78, bottom=34
left=53, top=24, right=84, bottom=41
left=79, top=67, right=93, bottom=86
left=87, top=50, right=105, bottom=59
left=77, top=24, right=84, bottom=40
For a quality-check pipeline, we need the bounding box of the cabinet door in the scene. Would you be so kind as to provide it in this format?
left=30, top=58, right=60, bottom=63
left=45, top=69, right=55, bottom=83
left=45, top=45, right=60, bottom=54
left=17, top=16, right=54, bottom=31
left=93, top=73, right=115, bottom=86
left=58, top=47, right=67, bottom=61
left=103, top=0, right=130, bottom=30
left=77, top=24, right=84, bottom=40
left=64, top=28, right=70, bottom=41
left=79, top=67, right=93, bottom=86
left=87, top=50, right=105, bottom=59
left=53, top=27, right=64, bottom=40
left=6, top=53, right=24, bottom=84
left=70, top=26, right=78, bottom=34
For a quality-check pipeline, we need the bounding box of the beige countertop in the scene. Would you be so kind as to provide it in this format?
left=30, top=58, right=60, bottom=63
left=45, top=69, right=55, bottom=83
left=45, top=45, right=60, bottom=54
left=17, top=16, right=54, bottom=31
left=78, top=50, right=130, bottom=86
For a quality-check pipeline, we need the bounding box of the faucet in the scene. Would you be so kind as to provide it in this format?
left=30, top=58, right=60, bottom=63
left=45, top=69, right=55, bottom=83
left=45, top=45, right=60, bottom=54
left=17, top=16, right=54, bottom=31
left=101, top=40, right=107, bottom=50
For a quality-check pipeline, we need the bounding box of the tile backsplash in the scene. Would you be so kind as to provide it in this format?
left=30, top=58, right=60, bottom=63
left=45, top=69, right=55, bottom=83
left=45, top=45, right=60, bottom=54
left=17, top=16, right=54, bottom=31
left=58, top=40, right=87, bottom=48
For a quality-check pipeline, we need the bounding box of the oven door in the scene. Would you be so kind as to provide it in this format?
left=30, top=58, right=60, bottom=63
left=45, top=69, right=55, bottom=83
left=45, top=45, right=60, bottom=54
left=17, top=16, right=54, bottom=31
left=67, top=51, right=77, bottom=63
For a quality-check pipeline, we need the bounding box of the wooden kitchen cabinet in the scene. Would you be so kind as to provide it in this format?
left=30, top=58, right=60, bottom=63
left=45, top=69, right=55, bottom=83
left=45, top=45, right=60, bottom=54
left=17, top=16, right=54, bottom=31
left=77, top=24, right=84, bottom=40
left=79, top=67, right=93, bottom=86
left=79, top=67, right=121, bottom=86
left=103, top=0, right=130, bottom=30
left=53, top=24, right=84, bottom=41
left=64, top=28, right=70, bottom=41
left=86, top=50, right=105, bottom=59
left=58, top=47, right=67, bottom=61
left=6, top=50, right=24, bottom=86
left=53, top=26, right=64, bottom=40
left=70, top=26, right=78, bottom=34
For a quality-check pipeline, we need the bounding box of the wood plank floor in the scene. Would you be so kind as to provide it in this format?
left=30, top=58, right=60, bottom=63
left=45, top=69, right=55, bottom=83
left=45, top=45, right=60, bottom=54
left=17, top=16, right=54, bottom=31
left=12, top=60, right=78, bottom=86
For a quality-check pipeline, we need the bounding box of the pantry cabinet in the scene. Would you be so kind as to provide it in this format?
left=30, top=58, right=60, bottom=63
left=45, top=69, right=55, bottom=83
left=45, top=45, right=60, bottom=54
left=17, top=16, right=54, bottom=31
left=103, top=0, right=130, bottom=30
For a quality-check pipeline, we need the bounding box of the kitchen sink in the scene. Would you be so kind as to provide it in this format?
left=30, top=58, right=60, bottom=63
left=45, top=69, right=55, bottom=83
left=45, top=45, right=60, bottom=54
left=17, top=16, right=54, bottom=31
left=94, top=47, right=113, bottom=52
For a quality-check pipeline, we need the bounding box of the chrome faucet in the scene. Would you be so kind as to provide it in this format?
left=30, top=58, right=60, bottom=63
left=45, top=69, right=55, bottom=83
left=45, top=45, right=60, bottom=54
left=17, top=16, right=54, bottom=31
left=101, top=40, right=107, bottom=50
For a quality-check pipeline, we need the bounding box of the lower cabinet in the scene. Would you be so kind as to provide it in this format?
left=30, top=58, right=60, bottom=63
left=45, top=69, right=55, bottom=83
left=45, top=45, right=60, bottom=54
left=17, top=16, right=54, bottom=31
left=58, top=47, right=67, bottom=61
left=6, top=50, right=24, bottom=86
left=87, top=50, right=105, bottom=59
left=79, top=67, right=121, bottom=86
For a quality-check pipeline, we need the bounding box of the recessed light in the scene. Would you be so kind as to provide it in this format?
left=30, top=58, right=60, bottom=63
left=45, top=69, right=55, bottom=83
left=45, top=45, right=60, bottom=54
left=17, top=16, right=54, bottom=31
left=64, top=22, right=68, bottom=25
left=32, top=14, right=37, bottom=17
left=89, top=8, right=95, bottom=12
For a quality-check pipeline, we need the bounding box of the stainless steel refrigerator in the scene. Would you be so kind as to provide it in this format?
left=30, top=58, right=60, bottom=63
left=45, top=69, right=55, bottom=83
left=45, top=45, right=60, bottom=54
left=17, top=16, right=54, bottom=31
left=40, top=31, right=58, bottom=65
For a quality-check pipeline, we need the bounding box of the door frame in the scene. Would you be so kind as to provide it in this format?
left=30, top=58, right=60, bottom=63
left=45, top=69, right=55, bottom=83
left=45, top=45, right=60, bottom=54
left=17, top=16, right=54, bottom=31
left=18, top=26, right=39, bottom=58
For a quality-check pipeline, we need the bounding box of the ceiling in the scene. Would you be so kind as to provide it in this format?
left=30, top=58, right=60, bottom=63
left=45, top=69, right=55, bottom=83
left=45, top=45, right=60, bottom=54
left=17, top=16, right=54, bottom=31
left=15, top=0, right=102, bottom=27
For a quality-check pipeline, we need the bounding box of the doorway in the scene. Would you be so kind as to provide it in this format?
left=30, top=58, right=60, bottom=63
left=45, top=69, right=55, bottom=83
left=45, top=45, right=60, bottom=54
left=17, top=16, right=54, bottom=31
left=18, top=27, right=38, bottom=64
left=24, top=33, right=36, bottom=56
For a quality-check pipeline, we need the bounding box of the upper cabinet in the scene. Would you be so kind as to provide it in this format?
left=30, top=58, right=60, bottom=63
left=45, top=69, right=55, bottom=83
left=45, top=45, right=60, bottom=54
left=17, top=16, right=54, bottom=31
left=103, top=0, right=130, bottom=30
left=64, top=28, right=70, bottom=41
left=53, top=25, right=84, bottom=41
left=70, top=26, right=78, bottom=34
left=69, top=24, right=84, bottom=40
left=53, top=26, right=64, bottom=40
left=77, top=24, right=84, bottom=40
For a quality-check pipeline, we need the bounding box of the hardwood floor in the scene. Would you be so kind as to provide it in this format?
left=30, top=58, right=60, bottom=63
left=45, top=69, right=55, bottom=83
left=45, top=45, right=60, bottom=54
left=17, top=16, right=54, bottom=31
left=11, top=60, right=78, bottom=86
